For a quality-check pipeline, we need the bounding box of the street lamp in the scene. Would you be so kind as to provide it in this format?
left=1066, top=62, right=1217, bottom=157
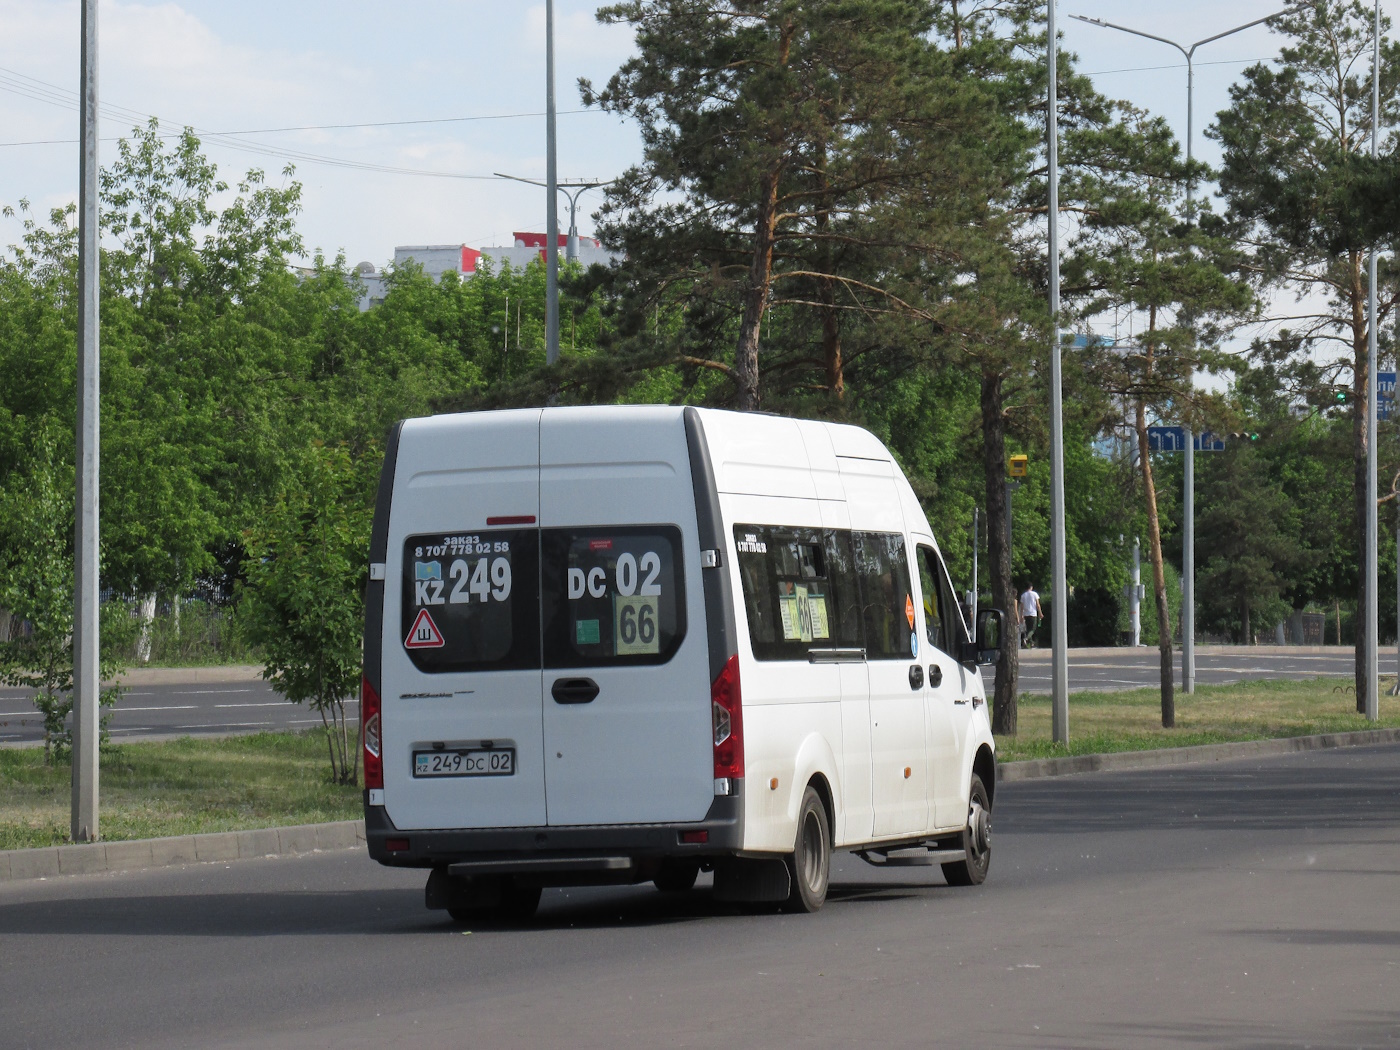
left=495, top=174, right=612, bottom=264
left=1070, top=4, right=1306, bottom=698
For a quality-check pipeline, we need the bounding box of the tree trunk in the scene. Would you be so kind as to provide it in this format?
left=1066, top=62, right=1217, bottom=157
left=981, top=367, right=1017, bottom=735
left=1134, top=399, right=1175, bottom=728
left=733, top=167, right=781, bottom=411
left=820, top=279, right=844, bottom=399
left=1242, top=599, right=1251, bottom=646
left=136, top=593, right=156, bottom=664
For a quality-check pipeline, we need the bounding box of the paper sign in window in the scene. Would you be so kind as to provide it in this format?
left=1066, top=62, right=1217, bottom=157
left=613, top=594, right=660, bottom=655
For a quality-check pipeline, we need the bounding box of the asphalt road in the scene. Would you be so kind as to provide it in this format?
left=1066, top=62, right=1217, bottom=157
left=0, top=678, right=334, bottom=746
left=2, top=743, right=1397, bottom=1049
left=1013, top=644, right=1364, bottom=693
left=0, top=647, right=1367, bottom=747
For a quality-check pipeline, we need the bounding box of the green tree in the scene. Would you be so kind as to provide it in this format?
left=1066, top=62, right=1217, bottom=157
left=1211, top=0, right=1400, bottom=709
left=1069, top=106, right=1250, bottom=726
left=240, top=443, right=373, bottom=784
left=1195, top=442, right=1312, bottom=641
left=584, top=0, right=986, bottom=409
left=0, top=428, right=121, bottom=763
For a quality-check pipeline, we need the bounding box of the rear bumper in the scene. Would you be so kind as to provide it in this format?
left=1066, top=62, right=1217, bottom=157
left=364, top=781, right=745, bottom=876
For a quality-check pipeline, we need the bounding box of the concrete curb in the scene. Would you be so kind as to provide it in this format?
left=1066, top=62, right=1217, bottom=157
left=999, top=727, right=1400, bottom=782
left=0, top=819, right=365, bottom=884
left=108, top=664, right=265, bottom=687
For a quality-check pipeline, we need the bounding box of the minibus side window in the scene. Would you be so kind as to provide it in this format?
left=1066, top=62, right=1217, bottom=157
left=917, top=545, right=944, bottom=650
left=734, top=524, right=859, bottom=660
left=851, top=531, right=916, bottom=660
left=400, top=529, right=540, bottom=672
left=937, top=558, right=971, bottom=651
left=540, top=526, right=686, bottom=667
left=918, top=545, right=969, bottom=656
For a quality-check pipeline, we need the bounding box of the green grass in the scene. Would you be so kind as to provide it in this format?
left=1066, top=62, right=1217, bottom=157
left=996, top=676, right=1400, bottom=762
left=0, top=731, right=362, bottom=851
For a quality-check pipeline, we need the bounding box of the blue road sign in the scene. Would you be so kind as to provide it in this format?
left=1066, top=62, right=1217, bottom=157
left=1380, top=371, right=1395, bottom=422
left=1147, top=426, right=1226, bottom=453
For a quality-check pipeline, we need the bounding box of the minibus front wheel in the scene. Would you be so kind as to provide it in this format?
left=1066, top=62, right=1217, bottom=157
left=941, top=773, right=991, bottom=886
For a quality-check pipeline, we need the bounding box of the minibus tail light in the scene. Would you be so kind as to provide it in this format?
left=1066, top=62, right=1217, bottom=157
left=711, top=654, right=744, bottom=780
left=362, top=674, right=383, bottom=790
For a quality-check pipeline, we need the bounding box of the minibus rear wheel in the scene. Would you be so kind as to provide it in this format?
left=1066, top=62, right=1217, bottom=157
left=654, top=859, right=701, bottom=893
left=785, top=785, right=831, bottom=912
left=941, top=773, right=991, bottom=886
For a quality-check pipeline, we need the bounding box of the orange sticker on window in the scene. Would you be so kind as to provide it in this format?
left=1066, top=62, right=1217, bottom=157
left=905, top=594, right=915, bottom=629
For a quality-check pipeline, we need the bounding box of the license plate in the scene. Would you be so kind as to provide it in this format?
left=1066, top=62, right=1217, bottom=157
left=413, top=748, right=515, bottom=778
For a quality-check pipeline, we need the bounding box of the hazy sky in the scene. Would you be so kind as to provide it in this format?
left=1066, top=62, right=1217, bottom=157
left=1, top=0, right=1396, bottom=272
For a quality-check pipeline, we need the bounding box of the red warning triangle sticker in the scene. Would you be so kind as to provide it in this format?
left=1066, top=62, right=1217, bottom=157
left=405, top=608, right=445, bottom=649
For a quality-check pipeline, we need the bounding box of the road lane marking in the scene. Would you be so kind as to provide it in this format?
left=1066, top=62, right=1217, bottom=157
left=182, top=688, right=255, bottom=695
left=214, top=702, right=288, bottom=708
left=117, top=705, right=199, bottom=712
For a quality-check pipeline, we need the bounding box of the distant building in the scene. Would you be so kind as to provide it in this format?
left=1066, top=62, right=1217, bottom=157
left=350, top=233, right=621, bottom=311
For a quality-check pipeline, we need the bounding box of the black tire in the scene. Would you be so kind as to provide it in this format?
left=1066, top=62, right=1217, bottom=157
left=654, top=860, right=701, bottom=893
left=444, top=876, right=541, bottom=922
left=499, top=878, right=542, bottom=920
left=785, top=785, right=831, bottom=912
left=941, top=772, right=991, bottom=887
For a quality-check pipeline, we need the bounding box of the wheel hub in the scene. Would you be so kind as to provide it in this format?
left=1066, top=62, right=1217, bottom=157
left=969, top=800, right=991, bottom=855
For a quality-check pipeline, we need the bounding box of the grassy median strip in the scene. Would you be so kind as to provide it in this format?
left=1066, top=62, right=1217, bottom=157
left=0, top=731, right=362, bottom=851
left=996, top=676, right=1400, bottom=761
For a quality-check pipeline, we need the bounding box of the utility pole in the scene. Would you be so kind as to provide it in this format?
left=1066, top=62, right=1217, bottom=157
left=1047, top=0, right=1070, bottom=745
left=1071, top=3, right=1306, bottom=697
left=1366, top=0, right=1380, bottom=720
left=72, top=0, right=100, bottom=843
left=545, top=0, right=559, bottom=365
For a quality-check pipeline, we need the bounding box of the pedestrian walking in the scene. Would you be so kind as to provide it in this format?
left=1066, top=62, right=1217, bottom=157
left=1019, top=582, right=1042, bottom=648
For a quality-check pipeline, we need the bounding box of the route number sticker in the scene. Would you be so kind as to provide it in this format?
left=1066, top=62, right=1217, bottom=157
left=613, top=594, right=660, bottom=655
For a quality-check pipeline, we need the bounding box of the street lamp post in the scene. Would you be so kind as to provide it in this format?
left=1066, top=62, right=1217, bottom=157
left=1047, top=0, right=1070, bottom=745
left=545, top=0, right=558, bottom=365
left=1366, top=0, right=1380, bottom=721
left=1070, top=4, right=1306, bottom=698
left=73, top=0, right=100, bottom=843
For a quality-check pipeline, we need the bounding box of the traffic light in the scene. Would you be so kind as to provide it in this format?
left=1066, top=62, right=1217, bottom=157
left=1228, top=431, right=1260, bottom=441
left=1336, top=389, right=1349, bottom=404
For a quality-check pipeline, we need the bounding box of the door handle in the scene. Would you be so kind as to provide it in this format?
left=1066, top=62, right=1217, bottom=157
left=908, top=664, right=924, bottom=690
left=928, top=664, right=943, bottom=689
left=551, top=677, right=599, bottom=704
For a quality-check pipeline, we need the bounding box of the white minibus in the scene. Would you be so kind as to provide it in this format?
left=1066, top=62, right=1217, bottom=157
left=362, top=406, right=1003, bottom=917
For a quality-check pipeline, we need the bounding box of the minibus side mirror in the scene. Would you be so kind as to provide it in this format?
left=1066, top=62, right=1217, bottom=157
left=961, top=608, right=1004, bottom=667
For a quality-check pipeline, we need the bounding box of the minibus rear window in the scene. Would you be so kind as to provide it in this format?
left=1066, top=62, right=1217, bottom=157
left=400, top=529, right=540, bottom=672
left=541, top=526, right=686, bottom=667
left=734, top=525, right=862, bottom=661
